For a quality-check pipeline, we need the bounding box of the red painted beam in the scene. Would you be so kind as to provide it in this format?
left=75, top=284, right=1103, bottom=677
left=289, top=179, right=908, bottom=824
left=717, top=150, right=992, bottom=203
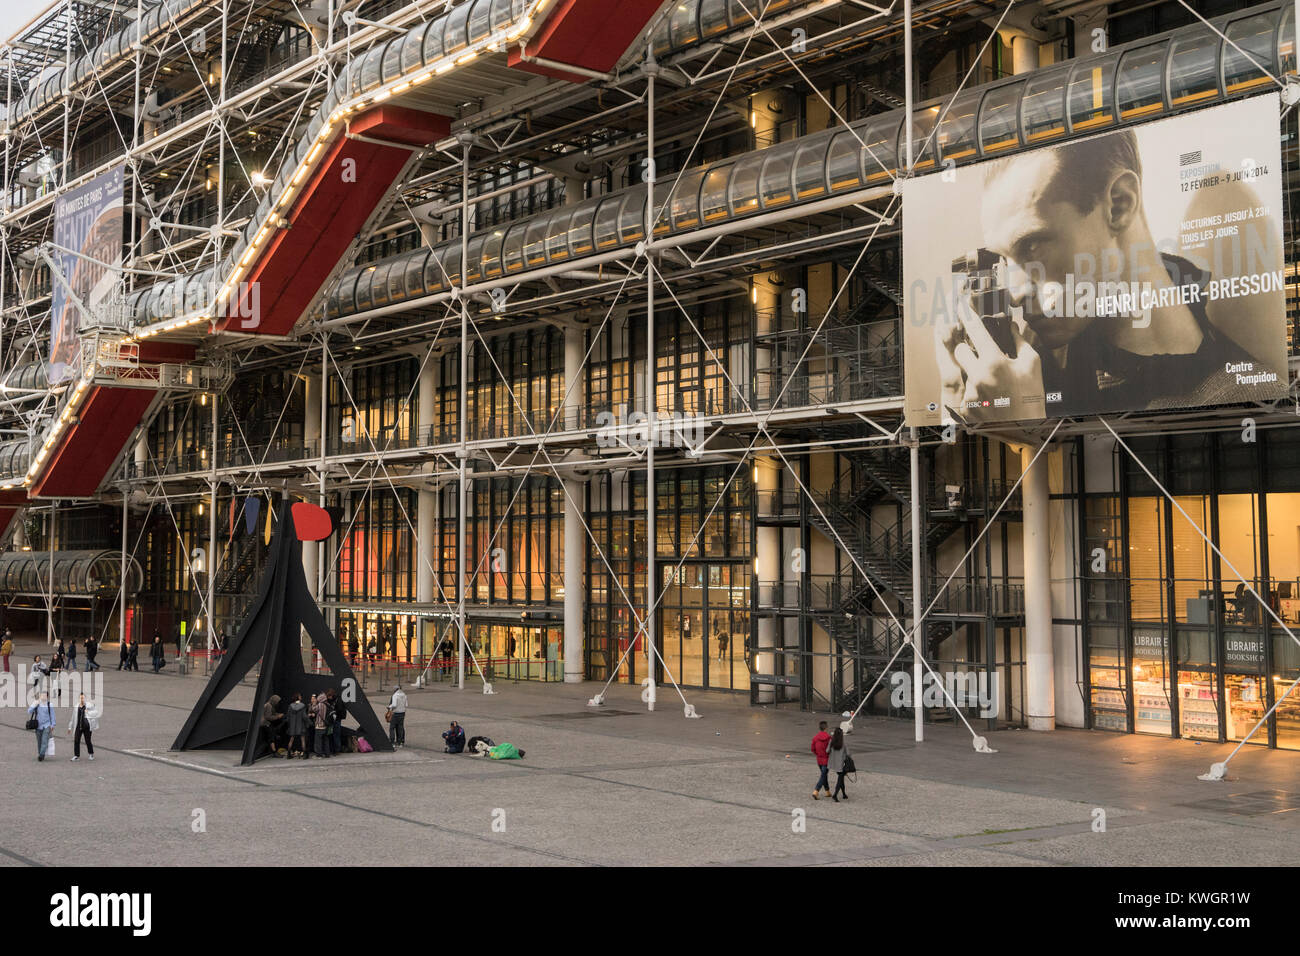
left=218, top=106, right=449, bottom=337
left=508, top=0, right=663, bottom=80
left=31, top=386, right=156, bottom=498
left=0, top=507, right=20, bottom=539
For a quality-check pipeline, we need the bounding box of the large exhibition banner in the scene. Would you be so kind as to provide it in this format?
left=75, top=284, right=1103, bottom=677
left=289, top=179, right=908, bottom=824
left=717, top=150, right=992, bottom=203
left=902, top=93, right=1287, bottom=426
left=50, top=163, right=125, bottom=385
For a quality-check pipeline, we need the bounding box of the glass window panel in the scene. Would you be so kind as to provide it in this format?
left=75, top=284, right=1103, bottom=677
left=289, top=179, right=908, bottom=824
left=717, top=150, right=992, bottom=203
left=1116, top=42, right=1168, bottom=120
left=826, top=129, right=864, bottom=191
left=1021, top=67, right=1068, bottom=143
left=566, top=202, right=596, bottom=256
left=758, top=145, right=794, bottom=208
left=668, top=168, right=705, bottom=230
left=523, top=217, right=549, bottom=267
left=1223, top=13, right=1278, bottom=94
left=979, top=80, right=1023, bottom=154
left=544, top=209, right=572, bottom=261
left=728, top=153, right=762, bottom=215
left=1068, top=55, right=1117, bottom=133
left=618, top=187, right=646, bottom=242
left=792, top=134, right=830, bottom=199
left=1169, top=30, right=1220, bottom=107
left=481, top=228, right=505, bottom=278
left=502, top=223, right=526, bottom=273
left=593, top=195, right=624, bottom=248
left=935, top=91, right=979, bottom=164
left=700, top=163, right=732, bottom=222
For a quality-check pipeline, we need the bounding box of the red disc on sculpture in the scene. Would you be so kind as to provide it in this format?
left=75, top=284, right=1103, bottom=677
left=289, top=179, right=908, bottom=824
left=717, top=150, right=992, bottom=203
left=291, top=502, right=333, bottom=541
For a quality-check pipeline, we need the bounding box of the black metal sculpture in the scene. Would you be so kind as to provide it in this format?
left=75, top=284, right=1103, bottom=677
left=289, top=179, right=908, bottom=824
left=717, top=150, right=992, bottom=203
left=172, top=496, right=393, bottom=765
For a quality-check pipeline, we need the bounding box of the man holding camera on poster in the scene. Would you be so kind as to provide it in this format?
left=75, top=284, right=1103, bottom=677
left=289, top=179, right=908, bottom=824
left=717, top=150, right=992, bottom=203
left=936, top=130, right=1275, bottom=423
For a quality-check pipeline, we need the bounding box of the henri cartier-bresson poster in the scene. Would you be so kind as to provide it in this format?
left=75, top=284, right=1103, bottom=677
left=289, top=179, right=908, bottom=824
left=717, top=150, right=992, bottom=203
left=902, top=93, right=1287, bottom=425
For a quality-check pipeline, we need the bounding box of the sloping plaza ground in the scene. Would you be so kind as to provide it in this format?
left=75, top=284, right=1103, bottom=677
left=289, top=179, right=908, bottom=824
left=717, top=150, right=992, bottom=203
left=2, top=637, right=1297, bottom=867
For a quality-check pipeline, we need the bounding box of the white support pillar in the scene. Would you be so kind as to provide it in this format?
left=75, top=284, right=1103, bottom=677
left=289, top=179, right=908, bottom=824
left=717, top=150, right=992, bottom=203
left=134, top=435, right=149, bottom=477
left=1011, top=33, right=1040, bottom=75
left=563, top=324, right=586, bottom=682
left=303, top=374, right=322, bottom=602
left=1022, top=443, right=1055, bottom=731
left=417, top=353, right=438, bottom=623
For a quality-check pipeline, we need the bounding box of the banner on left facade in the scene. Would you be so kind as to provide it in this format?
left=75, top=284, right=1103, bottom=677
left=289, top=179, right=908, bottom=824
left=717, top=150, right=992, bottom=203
left=50, top=163, right=125, bottom=385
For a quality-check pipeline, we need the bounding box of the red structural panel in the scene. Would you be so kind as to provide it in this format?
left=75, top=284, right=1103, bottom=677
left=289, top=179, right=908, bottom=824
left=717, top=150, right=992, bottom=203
left=508, top=0, right=664, bottom=81
left=31, top=386, right=157, bottom=498
left=29, top=343, right=196, bottom=499
left=218, top=105, right=449, bottom=337
left=0, top=489, right=27, bottom=539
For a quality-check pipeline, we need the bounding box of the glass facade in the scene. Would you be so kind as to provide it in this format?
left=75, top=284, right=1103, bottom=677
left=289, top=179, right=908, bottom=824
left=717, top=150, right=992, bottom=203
left=1085, top=430, right=1300, bottom=748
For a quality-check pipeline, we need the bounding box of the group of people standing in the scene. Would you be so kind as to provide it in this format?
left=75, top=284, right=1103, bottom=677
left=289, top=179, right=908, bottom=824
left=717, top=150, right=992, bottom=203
left=260, top=687, right=349, bottom=758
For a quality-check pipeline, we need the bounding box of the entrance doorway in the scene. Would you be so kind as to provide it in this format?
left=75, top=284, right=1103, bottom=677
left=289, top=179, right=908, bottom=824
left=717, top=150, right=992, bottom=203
left=657, top=562, right=750, bottom=691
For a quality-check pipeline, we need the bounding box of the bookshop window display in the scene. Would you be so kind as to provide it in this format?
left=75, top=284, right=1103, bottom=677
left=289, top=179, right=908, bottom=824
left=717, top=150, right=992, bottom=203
left=1085, top=431, right=1300, bottom=749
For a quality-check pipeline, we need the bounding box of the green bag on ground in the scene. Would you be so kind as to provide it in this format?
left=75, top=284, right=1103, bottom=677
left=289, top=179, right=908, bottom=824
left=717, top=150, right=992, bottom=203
left=487, top=742, right=522, bottom=760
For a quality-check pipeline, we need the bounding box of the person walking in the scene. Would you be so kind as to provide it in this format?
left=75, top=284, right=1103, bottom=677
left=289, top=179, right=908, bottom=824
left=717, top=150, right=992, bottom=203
left=827, top=727, right=852, bottom=802
left=128, top=641, right=139, bottom=671
left=30, top=654, right=49, bottom=693
left=1, top=630, right=11, bottom=672
left=27, top=691, right=55, bottom=761
left=810, top=720, right=832, bottom=800
left=66, top=639, right=78, bottom=673
left=286, top=693, right=308, bottom=758
left=84, top=637, right=99, bottom=672
left=118, top=640, right=129, bottom=670
left=312, top=693, right=331, bottom=758
left=387, top=684, right=407, bottom=748
left=67, top=692, right=99, bottom=761
left=150, top=635, right=165, bottom=673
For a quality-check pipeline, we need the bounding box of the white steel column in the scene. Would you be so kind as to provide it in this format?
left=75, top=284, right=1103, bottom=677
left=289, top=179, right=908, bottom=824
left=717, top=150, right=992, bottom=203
left=457, top=137, right=471, bottom=690
left=563, top=325, right=585, bottom=682
left=1022, top=443, right=1055, bottom=731
left=120, top=492, right=128, bottom=645
left=417, top=352, right=438, bottom=614
left=905, top=0, right=923, bottom=743
left=206, top=393, right=217, bottom=660
left=643, top=50, right=658, bottom=710
left=47, top=503, right=55, bottom=645
left=303, top=374, right=322, bottom=599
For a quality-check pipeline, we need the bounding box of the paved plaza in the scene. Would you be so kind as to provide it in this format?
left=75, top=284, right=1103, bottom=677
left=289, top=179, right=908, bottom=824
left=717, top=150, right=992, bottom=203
left=2, top=637, right=1298, bottom=867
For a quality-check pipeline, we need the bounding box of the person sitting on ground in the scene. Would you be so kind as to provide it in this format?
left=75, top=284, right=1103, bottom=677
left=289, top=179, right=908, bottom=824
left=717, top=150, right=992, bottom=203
left=442, top=720, right=465, bottom=754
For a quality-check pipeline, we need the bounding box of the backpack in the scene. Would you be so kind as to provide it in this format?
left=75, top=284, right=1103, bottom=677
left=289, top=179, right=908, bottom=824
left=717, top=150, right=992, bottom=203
left=357, top=737, right=373, bottom=753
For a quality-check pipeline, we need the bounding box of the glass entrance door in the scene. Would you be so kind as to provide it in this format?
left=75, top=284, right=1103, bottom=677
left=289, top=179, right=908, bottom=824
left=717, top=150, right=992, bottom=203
left=658, top=562, right=750, bottom=691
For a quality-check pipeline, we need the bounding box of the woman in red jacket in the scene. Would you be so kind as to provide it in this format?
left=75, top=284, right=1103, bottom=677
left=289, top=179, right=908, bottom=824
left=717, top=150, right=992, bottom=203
left=811, top=721, right=831, bottom=799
